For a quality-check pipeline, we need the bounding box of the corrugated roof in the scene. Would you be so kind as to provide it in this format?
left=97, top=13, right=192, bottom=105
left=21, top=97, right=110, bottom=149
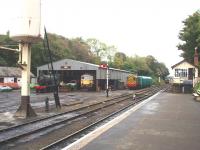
left=37, top=58, right=131, bottom=73
left=0, top=67, right=35, bottom=77
left=0, top=67, right=21, bottom=77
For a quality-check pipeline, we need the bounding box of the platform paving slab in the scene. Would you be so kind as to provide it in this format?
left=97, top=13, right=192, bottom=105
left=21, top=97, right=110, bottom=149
left=80, top=92, right=200, bottom=150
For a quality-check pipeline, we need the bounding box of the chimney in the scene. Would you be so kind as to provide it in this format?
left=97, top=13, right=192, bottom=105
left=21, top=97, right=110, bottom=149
left=194, top=47, right=198, bottom=66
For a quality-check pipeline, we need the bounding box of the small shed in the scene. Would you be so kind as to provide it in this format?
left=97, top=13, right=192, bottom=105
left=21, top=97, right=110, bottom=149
left=0, top=67, right=21, bottom=84
left=0, top=66, right=35, bottom=87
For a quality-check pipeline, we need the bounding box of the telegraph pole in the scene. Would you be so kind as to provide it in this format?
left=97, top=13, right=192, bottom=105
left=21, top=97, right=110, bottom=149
left=44, top=27, right=61, bottom=109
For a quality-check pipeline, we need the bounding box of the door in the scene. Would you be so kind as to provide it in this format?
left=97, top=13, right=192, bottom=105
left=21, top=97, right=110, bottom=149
left=188, top=68, right=193, bottom=80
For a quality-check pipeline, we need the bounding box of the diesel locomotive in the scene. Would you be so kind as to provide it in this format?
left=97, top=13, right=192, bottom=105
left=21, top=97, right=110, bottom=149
left=127, top=74, right=152, bottom=89
left=80, top=74, right=94, bottom=90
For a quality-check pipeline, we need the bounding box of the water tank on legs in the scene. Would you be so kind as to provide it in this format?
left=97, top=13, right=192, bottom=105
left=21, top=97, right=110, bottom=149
left=10, top=0, right=41, bottom=43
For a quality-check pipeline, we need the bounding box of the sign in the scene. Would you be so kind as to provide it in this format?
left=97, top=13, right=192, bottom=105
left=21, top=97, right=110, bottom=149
left=99, top=64, right=108, bottom=69
left=61, top=66, right=71, bottom=69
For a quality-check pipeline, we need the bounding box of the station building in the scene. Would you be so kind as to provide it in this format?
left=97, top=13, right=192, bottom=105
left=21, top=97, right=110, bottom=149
left=37, top=59, right=132, bottom=91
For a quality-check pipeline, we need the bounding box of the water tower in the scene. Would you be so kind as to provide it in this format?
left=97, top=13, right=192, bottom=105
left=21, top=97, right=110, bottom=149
left=10, top=0, right=41, bottom=118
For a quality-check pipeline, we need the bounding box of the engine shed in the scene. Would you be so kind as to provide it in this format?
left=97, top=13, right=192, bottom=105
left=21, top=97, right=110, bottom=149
left=37, top=59, right=131, bottom=91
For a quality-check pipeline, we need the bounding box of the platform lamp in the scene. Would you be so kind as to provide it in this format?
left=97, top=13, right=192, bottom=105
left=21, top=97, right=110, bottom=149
left=10, top=0, right=42, bottom=118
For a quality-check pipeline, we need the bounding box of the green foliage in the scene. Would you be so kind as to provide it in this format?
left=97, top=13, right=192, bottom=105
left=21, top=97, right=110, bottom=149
left=113, top=52, right=127, bottom=69
left=31, top=34, right=96, bottom=74
left=116, top=54, right=169, bottom=84
left=194, top=81, right=200, bottom=94
left=0, top=33, right=98, bottom=75
left=0, top=34, right=18, bottom=66
left=86, top=38, right=106, bottom=58
left=0, top=33, right=169, bottom=83
left=86, top=38, right=116, bottom=63
left=177, top=11, right=200, bottom=63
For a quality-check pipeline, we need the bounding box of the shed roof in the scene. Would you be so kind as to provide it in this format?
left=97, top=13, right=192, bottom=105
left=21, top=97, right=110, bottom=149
left=0, top=67, right=35, bottom=77
left=37, top=58, right=131, bottom=73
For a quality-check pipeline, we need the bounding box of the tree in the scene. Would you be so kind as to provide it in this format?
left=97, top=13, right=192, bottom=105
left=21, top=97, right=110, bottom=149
left=123, top=55, right=151, bottom=75
left=31, top=34, right=96, bottom=74
left=86, top=38, right=116, bottom=64
left=104, top=45, right=117, bottom=63
left=145, top=55, right=157, bottom=74
left=177, top=11, right=200, bottom=63
left=122, top=55, right=169, bottom=81
left=69, top=38, right=96, bottom=63
left=86, top=38, right=106, bottom=64
left=0, top=33, right=18, bottom=66
left=0, top=32, right=169, bottom=81
left=156, top=63, right=169, bottom=79
left=113, top=52, right=127, bottom=69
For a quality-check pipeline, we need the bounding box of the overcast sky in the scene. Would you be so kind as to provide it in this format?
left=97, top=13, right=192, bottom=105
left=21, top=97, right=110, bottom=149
left=0, top=0, right=199, bottom=74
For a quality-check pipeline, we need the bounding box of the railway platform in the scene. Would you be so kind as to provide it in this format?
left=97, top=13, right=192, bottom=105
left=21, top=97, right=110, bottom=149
left=66, top=91, right=200, bottom=150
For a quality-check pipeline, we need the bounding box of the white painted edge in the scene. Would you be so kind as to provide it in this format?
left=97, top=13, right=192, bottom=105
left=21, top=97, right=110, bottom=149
left=62, top=91, right=163, bottom=150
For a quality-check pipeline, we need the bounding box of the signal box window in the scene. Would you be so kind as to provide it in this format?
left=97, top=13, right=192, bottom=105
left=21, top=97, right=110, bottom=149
left=175, top=69, right=187, bottom=77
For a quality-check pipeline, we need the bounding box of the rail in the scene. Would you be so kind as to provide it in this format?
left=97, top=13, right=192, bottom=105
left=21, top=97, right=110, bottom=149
left=0, top=85, right=168, bottom=149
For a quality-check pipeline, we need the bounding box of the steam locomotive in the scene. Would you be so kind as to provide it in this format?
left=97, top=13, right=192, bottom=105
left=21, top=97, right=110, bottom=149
left=34, top=74, right=59, bottom=93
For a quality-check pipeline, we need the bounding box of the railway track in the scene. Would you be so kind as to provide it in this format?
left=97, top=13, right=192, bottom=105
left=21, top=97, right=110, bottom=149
left=0, top=85, right=168, bottom=149
left=41, top=86, right=167, bottom=150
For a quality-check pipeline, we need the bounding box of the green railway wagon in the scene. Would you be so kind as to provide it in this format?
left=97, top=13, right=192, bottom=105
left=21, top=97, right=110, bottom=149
left=137, top=76, right=152, bottom=88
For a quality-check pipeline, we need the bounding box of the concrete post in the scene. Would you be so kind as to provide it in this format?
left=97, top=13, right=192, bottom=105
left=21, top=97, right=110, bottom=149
left=15, top=43, right=36, bottom=118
